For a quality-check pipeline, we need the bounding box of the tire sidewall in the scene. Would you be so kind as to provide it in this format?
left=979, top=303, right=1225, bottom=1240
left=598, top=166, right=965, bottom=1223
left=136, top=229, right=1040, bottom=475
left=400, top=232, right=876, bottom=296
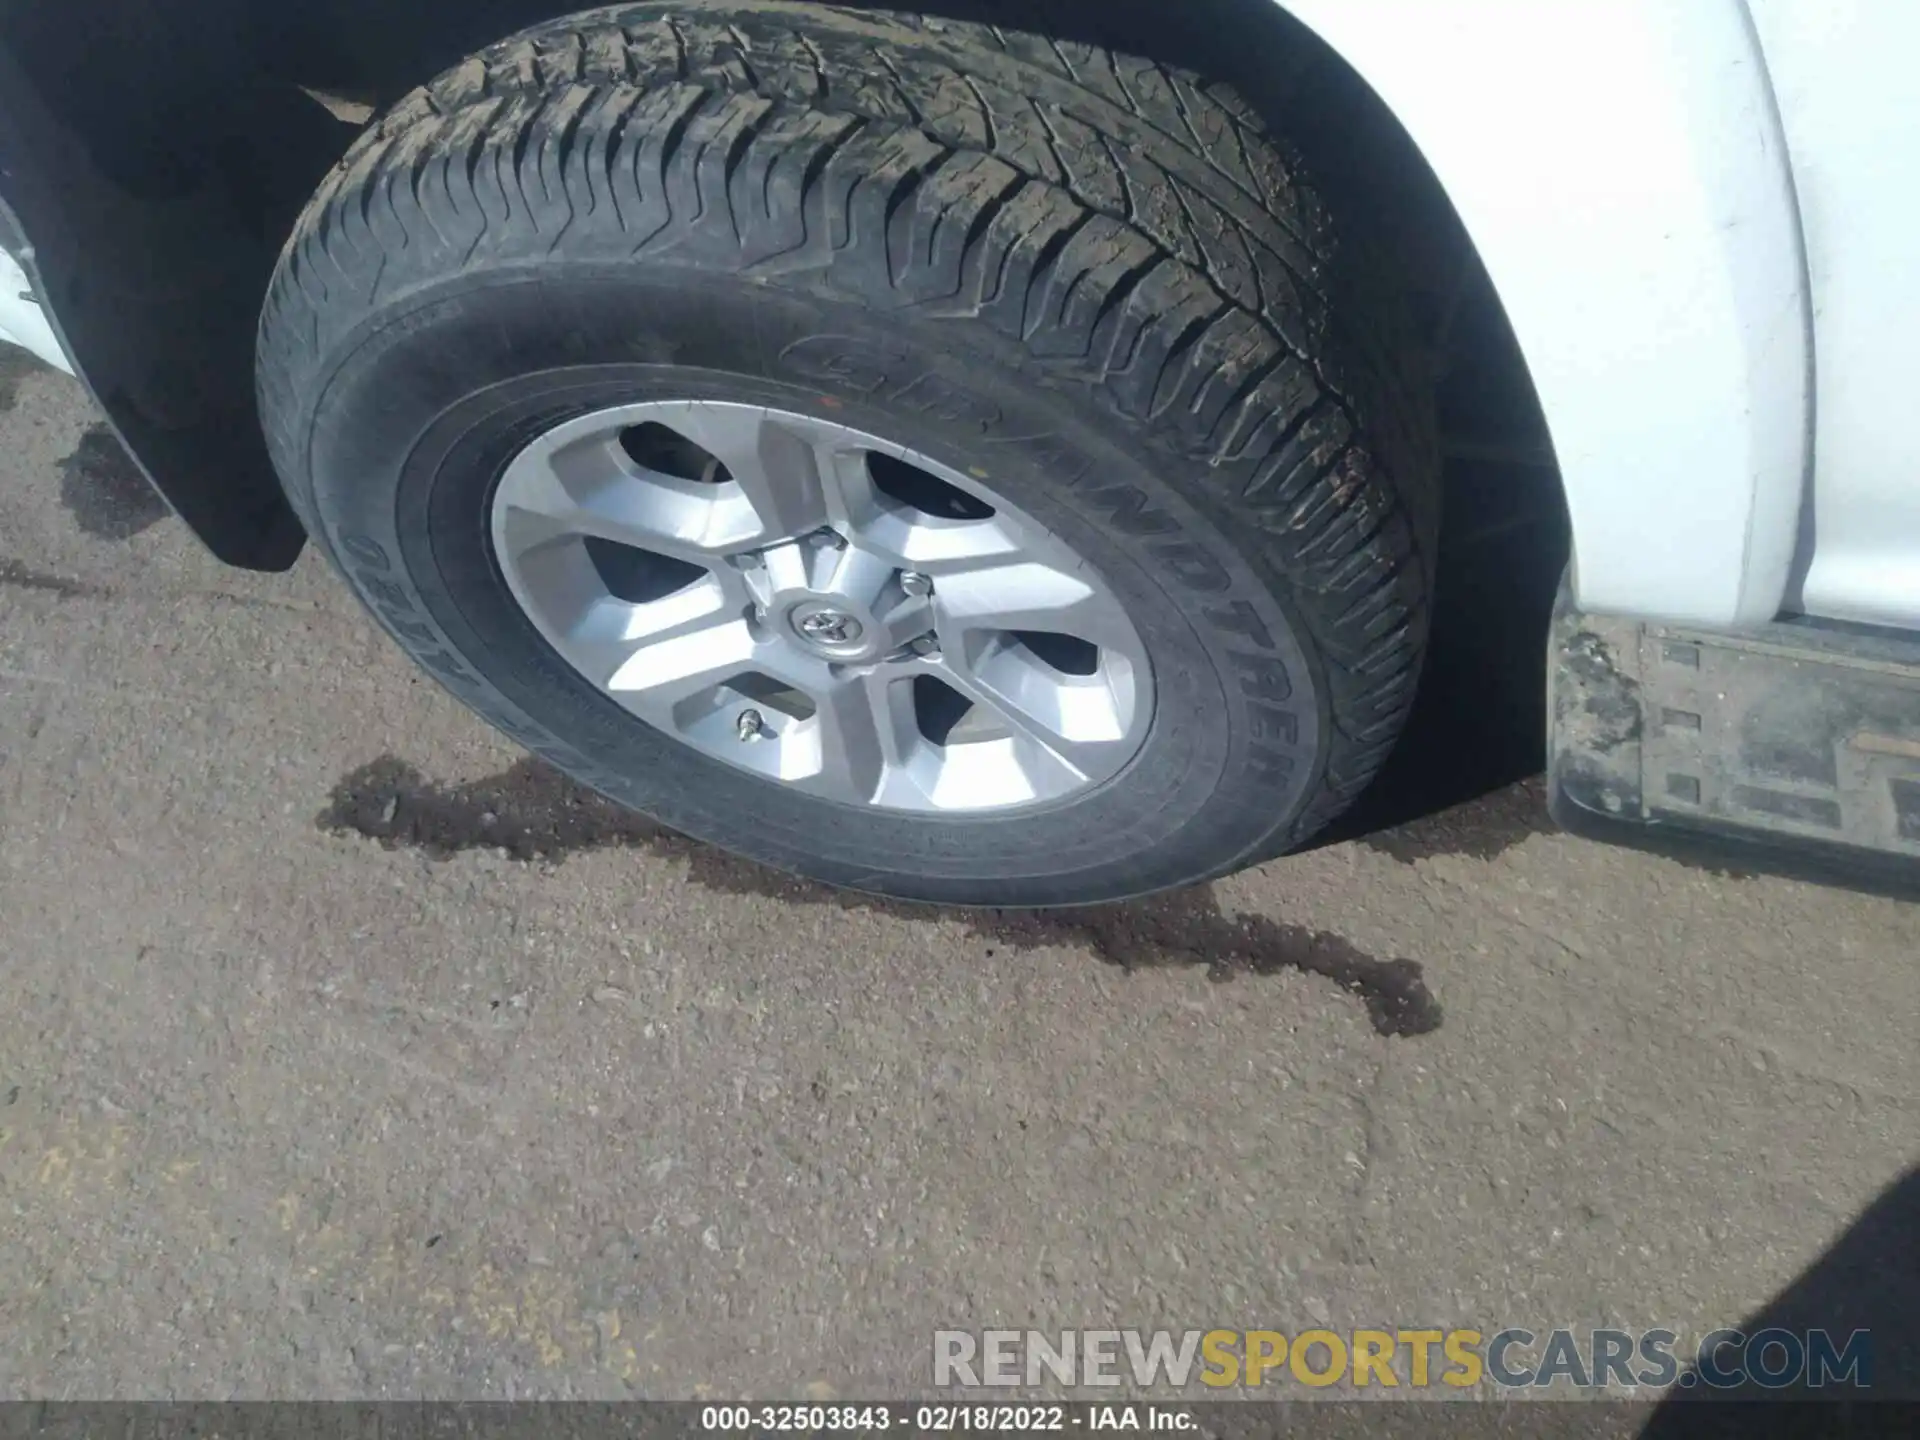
left=297, top=265, right=1327, bottom=903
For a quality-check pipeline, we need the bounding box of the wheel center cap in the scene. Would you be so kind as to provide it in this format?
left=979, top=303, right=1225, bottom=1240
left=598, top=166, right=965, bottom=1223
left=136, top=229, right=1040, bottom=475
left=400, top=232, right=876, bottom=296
left=786, top=600, right=877, bottom=657
left=794, top=609, right=862, bottom=645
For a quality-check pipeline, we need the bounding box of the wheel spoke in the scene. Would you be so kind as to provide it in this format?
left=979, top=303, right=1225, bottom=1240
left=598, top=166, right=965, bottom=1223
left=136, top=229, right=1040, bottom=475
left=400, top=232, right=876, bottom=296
left=566, top=579, right=741, bottom=692
left=606, top=612, right=822, bottom=709
left=923, top=556, right=1143, bottom=783
left=814, top=441, right=887, bottom=535
left=841, top=496, right=1027, bottom=572
left=929, top=557, right=1140, bottom=655
left=661, top=403, right=839, bottom=546
left=496, top=434, right=725, bottom=559
left=801, top=669, right=917, bottom=806
left=606, top=614, right=756, bottom=705
left=931, top=649, right=1132, bottom=782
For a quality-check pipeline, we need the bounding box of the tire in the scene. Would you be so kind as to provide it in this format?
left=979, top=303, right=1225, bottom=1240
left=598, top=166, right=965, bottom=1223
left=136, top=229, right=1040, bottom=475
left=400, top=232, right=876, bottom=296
left=256, top=1, right=1436, bottom=907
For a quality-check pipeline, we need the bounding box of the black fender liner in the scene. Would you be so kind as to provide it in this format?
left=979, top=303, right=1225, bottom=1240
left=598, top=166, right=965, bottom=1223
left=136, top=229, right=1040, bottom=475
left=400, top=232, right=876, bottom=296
left=0, top=24, right=331, bottom=570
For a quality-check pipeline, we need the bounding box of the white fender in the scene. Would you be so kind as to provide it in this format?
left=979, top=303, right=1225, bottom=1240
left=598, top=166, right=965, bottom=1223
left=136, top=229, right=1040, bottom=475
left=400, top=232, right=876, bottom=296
left=0, top=248, right=71, bottom=374
left=1278, top=0, right=1811, bottom=627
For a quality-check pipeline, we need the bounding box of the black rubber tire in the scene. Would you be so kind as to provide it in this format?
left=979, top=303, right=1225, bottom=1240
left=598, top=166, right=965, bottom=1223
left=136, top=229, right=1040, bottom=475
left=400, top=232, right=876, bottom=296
left=256, top=1, right=1437, bottom=907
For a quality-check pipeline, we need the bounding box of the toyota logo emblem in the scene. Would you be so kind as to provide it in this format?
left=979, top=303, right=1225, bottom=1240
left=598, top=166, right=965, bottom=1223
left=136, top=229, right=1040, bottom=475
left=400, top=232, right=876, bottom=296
left=796, top=610, right=862, bottom=644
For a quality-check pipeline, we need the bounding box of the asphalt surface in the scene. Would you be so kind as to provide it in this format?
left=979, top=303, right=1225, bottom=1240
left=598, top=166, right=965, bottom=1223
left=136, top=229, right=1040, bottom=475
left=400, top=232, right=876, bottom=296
left=1, top=348, right=1915, bottom=1406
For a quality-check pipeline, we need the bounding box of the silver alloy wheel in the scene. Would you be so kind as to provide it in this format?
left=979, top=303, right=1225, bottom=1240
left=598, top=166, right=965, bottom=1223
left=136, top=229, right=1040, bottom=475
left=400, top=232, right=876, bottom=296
left=490, top=401, right=1152, bottom=813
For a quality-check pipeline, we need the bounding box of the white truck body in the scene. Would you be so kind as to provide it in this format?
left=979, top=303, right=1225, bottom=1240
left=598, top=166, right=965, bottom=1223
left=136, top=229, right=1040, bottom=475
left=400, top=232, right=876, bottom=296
left=1281, top=0, right=1916, bottom=632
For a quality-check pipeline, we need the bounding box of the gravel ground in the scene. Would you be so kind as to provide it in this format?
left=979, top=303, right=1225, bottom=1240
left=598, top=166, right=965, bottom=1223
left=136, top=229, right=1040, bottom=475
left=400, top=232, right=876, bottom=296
left=0, top=350, right=1914, bottom=1409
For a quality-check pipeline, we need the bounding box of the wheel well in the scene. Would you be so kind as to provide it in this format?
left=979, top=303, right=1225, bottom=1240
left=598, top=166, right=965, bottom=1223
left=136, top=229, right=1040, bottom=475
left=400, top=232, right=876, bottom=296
left=2, top=0, right=1555, bottom=571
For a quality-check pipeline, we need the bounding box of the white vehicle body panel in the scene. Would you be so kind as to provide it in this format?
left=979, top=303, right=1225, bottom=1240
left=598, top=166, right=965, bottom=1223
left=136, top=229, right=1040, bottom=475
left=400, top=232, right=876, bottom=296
left=1751, top=0, right=1920, bottom=628
left=0, top=247, right=69, bottom=373
left=1277, top=0, right=1814, bottom=629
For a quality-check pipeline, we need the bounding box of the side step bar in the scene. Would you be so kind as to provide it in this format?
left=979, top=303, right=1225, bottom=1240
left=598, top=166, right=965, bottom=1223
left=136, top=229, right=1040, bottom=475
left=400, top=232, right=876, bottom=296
left=1549, top=586, right=1920, bottom=898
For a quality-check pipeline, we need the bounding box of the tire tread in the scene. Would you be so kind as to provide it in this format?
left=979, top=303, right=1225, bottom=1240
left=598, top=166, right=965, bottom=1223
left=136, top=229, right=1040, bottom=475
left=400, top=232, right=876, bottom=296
left=258, top=0, right=1438, bottom=880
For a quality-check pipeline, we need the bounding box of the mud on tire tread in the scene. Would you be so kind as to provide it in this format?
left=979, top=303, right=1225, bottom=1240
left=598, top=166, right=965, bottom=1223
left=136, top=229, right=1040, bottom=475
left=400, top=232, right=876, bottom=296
left=258, top=0, right=1436, bottom=890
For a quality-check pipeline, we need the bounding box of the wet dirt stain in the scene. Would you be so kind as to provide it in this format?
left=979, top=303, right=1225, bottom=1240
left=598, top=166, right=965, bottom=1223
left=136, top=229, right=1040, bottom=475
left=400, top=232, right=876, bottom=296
left=321, top=755, right=660, bottom=860
left=320, top=756, right=1443, bottom=1039
left=1358, top=779, right=1555, bottom=865
left=58, top=423, right=170, bottom=541
left=0, top=557, right=102, bottom=599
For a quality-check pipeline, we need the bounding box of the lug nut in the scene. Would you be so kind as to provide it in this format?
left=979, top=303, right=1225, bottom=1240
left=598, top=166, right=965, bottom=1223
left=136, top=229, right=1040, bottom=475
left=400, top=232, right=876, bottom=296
left=899, top=571, right=932, bottom=598
left=909, top=635, right=940, bottom=657
left=730, top=550, right=764, bottom=570
left=736, top=708, right=769, bottom=742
